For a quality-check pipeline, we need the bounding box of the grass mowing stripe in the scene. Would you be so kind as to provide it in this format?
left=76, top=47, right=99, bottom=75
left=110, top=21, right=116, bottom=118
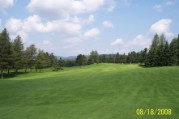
left=0, top=64, right=178, bottom=119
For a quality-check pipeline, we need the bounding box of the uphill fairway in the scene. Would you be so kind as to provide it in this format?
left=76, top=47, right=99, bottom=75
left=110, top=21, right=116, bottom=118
left=0, top=64, right=179, bottom=119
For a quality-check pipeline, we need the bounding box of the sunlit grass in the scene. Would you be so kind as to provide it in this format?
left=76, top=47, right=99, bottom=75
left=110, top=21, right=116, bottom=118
left=0, top=64, right=179, bottom=119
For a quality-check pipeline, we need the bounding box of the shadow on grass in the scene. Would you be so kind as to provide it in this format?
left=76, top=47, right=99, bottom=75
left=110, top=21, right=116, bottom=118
left=3, top=71, right=29, bottom=79
left=138, top=64, right=177, bottom=68
left=139, top=64, right=156, bottom=69
left=138, top=64, right=157, bottom=68
left=139, top=64, right=146, bottom=68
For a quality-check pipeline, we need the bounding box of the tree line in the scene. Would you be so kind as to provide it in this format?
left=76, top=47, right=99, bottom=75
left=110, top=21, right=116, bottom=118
left=75, top=34, right=179, bottom=67
left=1, top=28, right=179, bottom=79
left=0, top=28, right=62, bottom=79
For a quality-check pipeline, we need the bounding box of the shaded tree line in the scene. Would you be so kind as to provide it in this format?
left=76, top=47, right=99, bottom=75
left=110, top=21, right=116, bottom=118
left=0, top=28, right=63, bottom=79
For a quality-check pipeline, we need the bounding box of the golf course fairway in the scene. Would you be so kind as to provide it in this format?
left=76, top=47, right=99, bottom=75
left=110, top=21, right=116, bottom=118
left=0, top=64, right=179, bottom=119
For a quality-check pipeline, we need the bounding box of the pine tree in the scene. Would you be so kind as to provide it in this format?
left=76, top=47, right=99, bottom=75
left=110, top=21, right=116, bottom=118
left=147, top=34, right=160, bottom=66
left=76, top=54, right=87, bottom=66
left=0, top=29, right=11, bottom=79
left=170, top=38, right=178, bottom=65
left=177, top=34, right=179, bottom=65
left=157, top=34, right=166, bottom=66
left=52, top=57, right=59, bottom=71
left=88, top=50, right=99, bottom=64
left=35, top=50, right=46, bottom=72
left=58, top=58, right=64, bottom=68
left=12, top=35, right=24, bottom=74
left=163, top=41, right=171, bottom=66
left=115, top=52, right=120, bottom=63
left=22, top=49, right=29, bottom=72
left=25, top=44, right=37, bottom=70
left=140, top=48, right=148, bottom=64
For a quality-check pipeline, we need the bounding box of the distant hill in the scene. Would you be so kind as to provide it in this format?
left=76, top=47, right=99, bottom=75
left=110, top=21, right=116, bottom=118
left=57, top=56, right=76, bottom=60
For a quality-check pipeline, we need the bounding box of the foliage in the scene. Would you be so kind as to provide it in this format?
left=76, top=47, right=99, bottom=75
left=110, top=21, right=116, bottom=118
left=0, top=29, right=63, bottom=79
left=76, top=54, right=87, bottom=66
left=0, top=29, right=11, bottom=79
left=88, top=50, right=99, bottom=64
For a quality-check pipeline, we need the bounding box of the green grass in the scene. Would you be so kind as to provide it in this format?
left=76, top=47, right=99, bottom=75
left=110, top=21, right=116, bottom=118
left=0, top=64, right=179, bottom=119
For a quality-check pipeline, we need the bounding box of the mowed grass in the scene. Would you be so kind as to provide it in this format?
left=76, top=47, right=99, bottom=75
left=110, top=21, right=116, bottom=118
left=0, top=64, right=179, bottom=119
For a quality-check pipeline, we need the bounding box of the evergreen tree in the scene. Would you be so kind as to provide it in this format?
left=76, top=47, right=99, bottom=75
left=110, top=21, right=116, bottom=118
left=26, top=44, right=37, bottom=70
left=49, top=53, right=56, bottom=67
left=157, top=34, right=166, bottom=66
left=115, top=52, right=120, bottom=63
left=0, top=29, right=11, bottom=79
left=52, top=57, right=60, bottom=71
left=76, top=54, right=87, bottom=66
left=139, top=48, right=148, bottom=64
left=22, top=49, right=29, bottom=72
left=58, top=58, right=65, bottom=68
left=7, top=42, right=14, bottom=74
left=88, top=50, right=99, bottom=64
left=120, top=53, right=127, bottom=63
left=147, top=34, right=160, bottom=66
left=163, top=41, right=171, bottom=66
left=35, top=50, right=46, bottom=72
left=170, top=38, right=178, bottom=65
left=177, top=34, right=179, bottom=65
left=99, top=55, right=107, bottom=63
left=12, top=35, right=24, bottom=74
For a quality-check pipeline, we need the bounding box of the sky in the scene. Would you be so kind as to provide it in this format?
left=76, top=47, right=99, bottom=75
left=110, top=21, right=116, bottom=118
left=0, top=0, right=178, bottom=56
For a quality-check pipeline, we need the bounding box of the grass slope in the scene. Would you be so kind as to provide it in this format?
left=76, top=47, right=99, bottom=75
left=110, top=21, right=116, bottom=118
left=0, top=64, right=179, bottom=119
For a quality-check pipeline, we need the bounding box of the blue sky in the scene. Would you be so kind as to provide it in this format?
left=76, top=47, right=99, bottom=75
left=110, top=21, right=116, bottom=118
left=0, top=0, right=178, bottom=56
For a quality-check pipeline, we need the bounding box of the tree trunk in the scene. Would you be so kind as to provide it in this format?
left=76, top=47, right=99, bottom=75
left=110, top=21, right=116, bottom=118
left=1, top=69, right=3, bottom=79
left=8, top=68, right=10, bottom=75
left=25, top=68, right=27, bottom=73
left=15, top=68, right=18, bottom=75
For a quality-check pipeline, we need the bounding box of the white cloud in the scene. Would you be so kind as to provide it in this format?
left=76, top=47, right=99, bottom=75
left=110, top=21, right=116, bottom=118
left=166, top=0, right=177, bottom=5
left=153, top=4, right=163, bottom=12
left=84, top=27, right=100, bottom=39
left=64, top=27, right=100, bottom=44
left=5, top=18, right=22, bottom=32
left=128, top=34, right=150, bottom=48
left=111, top=38, right=124, bottom=46
left=37, top=40, right=56, bottom=53
left=62, top=44, right=77, bottom=49
left=0, top=0, right=14, bottom=11
left=42, top=40, right=51, bottom=45
left=103, top=20, right=113, bottom=28
left=106, top=0, right=116, bottom=12
left=88, top=15, right=95, bottom=23
left=28, top=0, right=105, bottom=19
left=84, top=14, right=95, bottom=24
left=150, top=19, right=173, bottom=37
left=109, top=19, right=173, bottom=54
left=110, top=35, right=150, bottom=52
left=65, top=37, right=82, bottom=43
left=6, top=15, right=82, bottom=40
